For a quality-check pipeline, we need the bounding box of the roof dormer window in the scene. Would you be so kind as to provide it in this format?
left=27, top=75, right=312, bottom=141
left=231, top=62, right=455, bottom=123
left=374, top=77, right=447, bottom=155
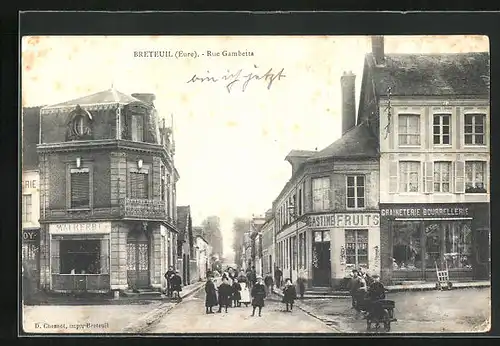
left=67, top=105, right=92, bottom=140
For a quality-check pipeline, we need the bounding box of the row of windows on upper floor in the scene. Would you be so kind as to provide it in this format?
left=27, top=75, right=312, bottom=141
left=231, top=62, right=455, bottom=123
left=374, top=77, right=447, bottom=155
left=395, top=113, right=487, bottom=146
left=33, top=162, right=176, bottom=213
left=275, top=160, right=488, bottom=231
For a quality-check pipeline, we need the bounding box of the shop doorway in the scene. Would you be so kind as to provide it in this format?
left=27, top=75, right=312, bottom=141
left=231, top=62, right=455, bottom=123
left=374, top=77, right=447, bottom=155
left=474, top=228, right=490, bottom=280
left=127, top=229, right=150, bottom=289
left=312, top=230, right=331, bottom=287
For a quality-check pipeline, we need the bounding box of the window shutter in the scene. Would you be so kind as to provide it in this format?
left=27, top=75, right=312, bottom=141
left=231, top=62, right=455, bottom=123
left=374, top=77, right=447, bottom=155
left=424, top=161, right=434, bottom=194
left=70, top=172, right=90, bottom=208
left=100, top=238, right=109, bottom=274
left=388, top=161, right=398, bottom=194
left=305, top=179, right=312, bottom=213
left=324, top=177, right=331, bottom=210
left=51, top=239, right=60, bottom=274
left=455, top=161, right=466, bottom=193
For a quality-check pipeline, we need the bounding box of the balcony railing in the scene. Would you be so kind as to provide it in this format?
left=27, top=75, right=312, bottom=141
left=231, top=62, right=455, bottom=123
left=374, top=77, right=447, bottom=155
left=120, top=198, right=166, bottom=220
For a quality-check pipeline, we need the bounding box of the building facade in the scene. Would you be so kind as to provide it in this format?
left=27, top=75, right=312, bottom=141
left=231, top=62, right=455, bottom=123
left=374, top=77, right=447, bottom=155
left=358, top=36, right=490, bottom=283
left=37, top=89, right=179, bottom=294
left=177, top=206, right=196, bottom=285
left=261, top=210, right=275, bottom=278
left=274, top=71, right=380, bottom=290
left=194, top=232, right=210, bottom=281
left=22, top=107, right=43, bottom=292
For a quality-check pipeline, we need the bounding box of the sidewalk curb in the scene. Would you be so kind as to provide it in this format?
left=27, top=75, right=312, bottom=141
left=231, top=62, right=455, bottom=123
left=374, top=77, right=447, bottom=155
left=122, top=281, right=205, bottom=333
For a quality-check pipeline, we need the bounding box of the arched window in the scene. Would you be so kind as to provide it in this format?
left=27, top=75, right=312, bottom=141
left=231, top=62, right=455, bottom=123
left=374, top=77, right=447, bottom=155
left=68, top=105, right=92, bottom=140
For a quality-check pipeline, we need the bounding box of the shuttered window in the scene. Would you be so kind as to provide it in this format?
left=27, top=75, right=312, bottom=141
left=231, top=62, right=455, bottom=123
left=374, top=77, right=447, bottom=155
left=130, top=172, right=149, bottom=199
left=433, top=161, right=452, bottom=192
left=70, top=168, right=90, bottom=208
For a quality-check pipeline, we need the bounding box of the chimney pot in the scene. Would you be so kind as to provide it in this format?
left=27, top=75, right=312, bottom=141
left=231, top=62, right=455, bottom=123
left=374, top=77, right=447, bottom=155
left=371, top=36, right=385, bottom=65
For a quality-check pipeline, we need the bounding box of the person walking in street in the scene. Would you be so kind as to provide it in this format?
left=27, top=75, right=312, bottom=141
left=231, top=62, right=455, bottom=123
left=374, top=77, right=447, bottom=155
left=349, top=269, right=361, bottom=309
left=164, top=266, right=175, bottom=297
left=250, top=275, right=267, bottom=317
left=205, top=276, right=218, bottom=314
left=170, top=271, right=183, bottom=302
left=232, top=278, right=242, bottom=307
left=274, top=266, right=283, bottom=289
left=246, top=269, right=254, bottom=289
left=282, top=278, right=297, bottom=312
left=237, top=270, right=248, bottom=284
left=217, top=277, right=233, bottom=313
left=264, top=273, right=274, bottom=295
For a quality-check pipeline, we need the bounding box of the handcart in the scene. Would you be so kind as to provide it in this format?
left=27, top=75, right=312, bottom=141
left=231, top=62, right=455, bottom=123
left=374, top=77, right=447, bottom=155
left=366, top=299, right=397, bottom=332
left=435, top=261, right=453, bottom=290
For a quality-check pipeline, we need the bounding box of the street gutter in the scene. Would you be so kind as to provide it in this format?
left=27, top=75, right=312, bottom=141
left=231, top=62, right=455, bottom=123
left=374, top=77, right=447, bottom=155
left=122, top=281, right=205, bottom=333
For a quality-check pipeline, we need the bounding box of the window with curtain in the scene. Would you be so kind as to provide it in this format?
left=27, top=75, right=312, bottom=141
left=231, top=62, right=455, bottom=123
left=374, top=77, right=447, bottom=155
left=345, top=230, right=368, bottom=268
left=465, top=161, right=487, bottom=193
left=464, top=114, right=485, bottom=145
left=398, top=114, right=420, bottom=145
left=347, top=175, right=365, bottom=209
left=312, top=177, right=330, bottom=211
left=399, top=161, right=420, bottom=192
left=22, top=194, right=32, bottom=222
left=444, top=222, right=472, bottom=269
left=70, top=168, right=90, bottom=208
left=433, top=161, right=451, bottom=193
left=130, top=171, right=149, bottom=199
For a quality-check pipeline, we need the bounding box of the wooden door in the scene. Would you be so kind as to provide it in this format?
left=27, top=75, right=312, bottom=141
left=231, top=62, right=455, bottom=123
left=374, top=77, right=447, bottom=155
left=312, top=231, right=331, bottom=287
left=127, top=231, right=150, bottom=289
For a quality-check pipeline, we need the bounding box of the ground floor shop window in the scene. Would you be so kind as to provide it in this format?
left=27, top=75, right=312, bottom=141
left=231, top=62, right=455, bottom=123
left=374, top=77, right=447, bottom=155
left=392, top=221, right=472, bottom=271
left=345, top=230, right=368, bottom=268
left=60, top=240, right=101, bottom=274
left=392, top=221, right=423, bottom=270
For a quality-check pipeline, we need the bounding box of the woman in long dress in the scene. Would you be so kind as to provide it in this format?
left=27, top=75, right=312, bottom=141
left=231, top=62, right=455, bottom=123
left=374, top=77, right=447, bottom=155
left=239, top=281, right=251, bottom=307
left=204, top=277, right=218, bottom=314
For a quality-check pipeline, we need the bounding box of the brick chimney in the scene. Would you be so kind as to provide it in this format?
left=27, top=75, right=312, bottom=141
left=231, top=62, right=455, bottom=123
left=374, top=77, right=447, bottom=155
left=341, top=71, right=356, bottom=136
left=132, top=93, right=156, bottom=107
left=371, top=36, right=385, bottom=65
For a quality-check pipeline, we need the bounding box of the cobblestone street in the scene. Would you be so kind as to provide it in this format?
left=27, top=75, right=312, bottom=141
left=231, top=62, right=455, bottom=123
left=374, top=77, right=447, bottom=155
left=147, top=287, right=334, bottom=333
left=297, top=287, right=491, bottom=333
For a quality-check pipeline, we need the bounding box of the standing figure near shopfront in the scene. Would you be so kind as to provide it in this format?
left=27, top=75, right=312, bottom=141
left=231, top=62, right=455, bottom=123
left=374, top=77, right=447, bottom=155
left=282, top=278, right=297, bottom=312
left=217, top=278, right=233, bottom=313
left=274, top=266, right=283, bottom=288
left=349, top=269, right=361, bottom=308
left=170, top=271, right=183, bottom=302
left=250, top=275, right=267, bottom=317
left=164, top=266, right=175, bottom=297
left=231, top=278, right=242, bottom=307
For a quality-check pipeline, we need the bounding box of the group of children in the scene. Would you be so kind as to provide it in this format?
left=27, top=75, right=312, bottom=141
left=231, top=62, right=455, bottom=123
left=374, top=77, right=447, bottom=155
left=204, top=271, right=300, bottom=316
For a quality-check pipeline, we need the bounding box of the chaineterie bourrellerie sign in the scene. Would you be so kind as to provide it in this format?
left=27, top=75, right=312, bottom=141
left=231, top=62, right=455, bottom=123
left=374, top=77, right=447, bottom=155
left=380, top=204, right=470, bottom=219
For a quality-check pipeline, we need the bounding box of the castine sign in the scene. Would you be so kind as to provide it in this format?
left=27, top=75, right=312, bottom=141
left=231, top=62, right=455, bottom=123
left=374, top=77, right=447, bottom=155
left=307, top=213, right=379, bottom=228
left=380, top=204, right=470, bottom=219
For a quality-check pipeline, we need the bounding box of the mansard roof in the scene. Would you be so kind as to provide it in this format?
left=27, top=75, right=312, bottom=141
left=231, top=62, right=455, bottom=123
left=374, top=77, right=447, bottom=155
left=308, top=122, right=379, bottom=162
left=41, top=88, right=147, bottom=113
left=368, top=52, right=490, bottom=97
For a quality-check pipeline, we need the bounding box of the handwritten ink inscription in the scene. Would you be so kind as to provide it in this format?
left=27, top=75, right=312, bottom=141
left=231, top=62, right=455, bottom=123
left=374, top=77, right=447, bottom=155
left=187, top=66, right=286, bottom=93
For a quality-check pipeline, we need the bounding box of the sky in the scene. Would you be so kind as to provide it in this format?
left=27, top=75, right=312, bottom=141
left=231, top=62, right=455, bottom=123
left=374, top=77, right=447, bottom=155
left=21, top=35, right=489, bottom=256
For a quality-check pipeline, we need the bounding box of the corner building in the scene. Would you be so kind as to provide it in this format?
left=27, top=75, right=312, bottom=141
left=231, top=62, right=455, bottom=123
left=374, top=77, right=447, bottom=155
left=38, top=89, right=179, bottom=293
left=274, top=71, right=381, bottom=290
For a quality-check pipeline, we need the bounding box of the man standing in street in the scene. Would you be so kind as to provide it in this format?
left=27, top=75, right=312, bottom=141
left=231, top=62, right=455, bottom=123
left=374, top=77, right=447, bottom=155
left=274, top=266, right=283, bottom=289
left=170, top=270, right=183, bottom=302
left=164, top=266, right=175, bottom=297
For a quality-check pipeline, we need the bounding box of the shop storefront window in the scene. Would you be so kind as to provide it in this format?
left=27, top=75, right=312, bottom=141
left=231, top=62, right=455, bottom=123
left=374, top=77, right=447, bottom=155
left=345, top=230, right=368, bottom=268
left=60, top=240, right=101, bottom=274
left=392, top=221, right=422, bottom=270
left=425, top=223, right=441, bottom=268
left=425, top=221, right=472, bottom=269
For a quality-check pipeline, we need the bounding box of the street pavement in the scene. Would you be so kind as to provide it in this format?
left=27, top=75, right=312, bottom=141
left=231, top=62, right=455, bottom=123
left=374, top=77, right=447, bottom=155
left=298, top=287, right=491, bottom=333
left=147, top=286, right=334, bottom=333
left=22, top=300, right=170, bottom=334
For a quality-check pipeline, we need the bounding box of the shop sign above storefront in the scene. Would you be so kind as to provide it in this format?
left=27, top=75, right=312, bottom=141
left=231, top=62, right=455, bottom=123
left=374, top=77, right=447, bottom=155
left=380, top=204, right=470, bottom=219
left=307, top=213, right=379, bottom=229
left=49, top=222, right=111, bottom=234
left=22, top=228, right=39, bottom=242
